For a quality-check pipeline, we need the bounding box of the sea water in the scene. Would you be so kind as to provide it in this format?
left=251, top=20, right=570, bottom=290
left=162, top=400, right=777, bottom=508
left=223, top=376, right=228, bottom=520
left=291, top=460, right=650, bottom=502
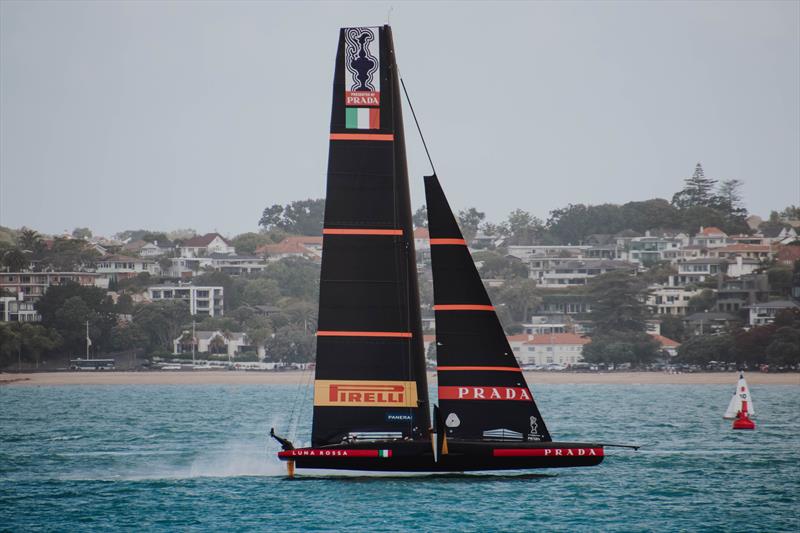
left=1, top=382, right=798, bottom=532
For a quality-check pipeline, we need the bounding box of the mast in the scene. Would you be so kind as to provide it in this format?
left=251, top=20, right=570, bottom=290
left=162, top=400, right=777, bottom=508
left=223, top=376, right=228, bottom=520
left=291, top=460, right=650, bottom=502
left=425, top=174, right=552, bottom=442
left=311, top=26, right=430, bottom=447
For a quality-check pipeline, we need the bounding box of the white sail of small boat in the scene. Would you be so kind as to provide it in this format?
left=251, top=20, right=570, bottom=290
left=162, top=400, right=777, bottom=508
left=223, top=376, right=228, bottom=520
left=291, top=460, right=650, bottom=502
left=724, top=371, right=755, bottom=419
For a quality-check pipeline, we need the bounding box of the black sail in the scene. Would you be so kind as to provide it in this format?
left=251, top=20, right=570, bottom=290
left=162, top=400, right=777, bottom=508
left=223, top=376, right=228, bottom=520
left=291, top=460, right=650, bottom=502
left=311, top=26, right=430, bottom=447
left=425, top=174, right=552, bottom=442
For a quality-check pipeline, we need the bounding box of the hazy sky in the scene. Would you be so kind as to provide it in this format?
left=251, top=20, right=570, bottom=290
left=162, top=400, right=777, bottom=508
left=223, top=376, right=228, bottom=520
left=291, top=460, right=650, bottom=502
left=1, top=1, right=798, bottom=237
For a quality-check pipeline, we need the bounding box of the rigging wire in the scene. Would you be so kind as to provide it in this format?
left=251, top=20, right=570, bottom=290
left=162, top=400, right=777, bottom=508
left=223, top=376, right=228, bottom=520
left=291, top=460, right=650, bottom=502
left=400, top=77, right=437, bottom=176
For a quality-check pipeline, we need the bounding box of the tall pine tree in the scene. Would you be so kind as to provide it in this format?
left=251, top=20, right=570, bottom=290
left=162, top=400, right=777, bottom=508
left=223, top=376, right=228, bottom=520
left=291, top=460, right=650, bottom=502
left=672, top=163, right=717, bottom=209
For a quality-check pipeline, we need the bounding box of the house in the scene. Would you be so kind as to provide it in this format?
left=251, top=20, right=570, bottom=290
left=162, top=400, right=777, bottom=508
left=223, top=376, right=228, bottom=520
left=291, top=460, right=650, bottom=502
left=522, top=316, right=569, bottom=335
left=671, top=258, right=729, bottom=286
left=173, top=330, right=250, bottom=358
left=148, top=284, right=224, bottom=316
left=649, top=334, right=680, bottom=357
left=0, top=296, right=40, bottom=322
left=414, top=227, right=431, bottom=263
left=0, top=272, right=108, bottom=301
left=744, top=300, right=800, bottom=327
left=179, top=233, right=235, bottom=258
left=518, top=333, right=590, bottom=366
left=693, top=227, right=729, bottom=248
left=647, top=285, right=702, bottom=316
left=709, top=244, right=774, bottom=262
left=96, top=255, right=158, bottom=281
left=140, top=240, right=174, bottom=257
left=683, top=312, right=739, bottom=335
left=715, top=273, right=769, bottom=313
left=257, top=236, right=323, bottom=262
left=121, top=239, right=147, bottom=255
left=628, top=234, right=683, bottom=265
left=536, top=259, right=636, bottom=289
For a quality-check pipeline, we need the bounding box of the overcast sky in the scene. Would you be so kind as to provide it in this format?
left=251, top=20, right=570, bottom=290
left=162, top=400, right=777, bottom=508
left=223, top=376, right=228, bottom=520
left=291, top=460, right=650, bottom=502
left=1, top=0, right=798, bottom=238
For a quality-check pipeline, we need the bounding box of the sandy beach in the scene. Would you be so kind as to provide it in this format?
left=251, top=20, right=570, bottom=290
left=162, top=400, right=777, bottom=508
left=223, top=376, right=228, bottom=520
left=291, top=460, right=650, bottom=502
left=2, top=371, right=798, bottom=387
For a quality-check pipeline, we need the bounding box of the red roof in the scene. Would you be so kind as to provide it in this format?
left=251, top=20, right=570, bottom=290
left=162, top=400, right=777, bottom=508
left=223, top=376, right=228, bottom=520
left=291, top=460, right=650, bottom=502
left=506, top=334, right=530, bottom=342
left=414, top=227, right=430, bottom=239
left=699, top=226, right=726, bottom=236
left=423, top=334, right=435, bottom=343
left=651, top=334, right=680, bottom=348
left=181, top=233, right=231, bottom=247
left=523, top=333, right=590, bottom=346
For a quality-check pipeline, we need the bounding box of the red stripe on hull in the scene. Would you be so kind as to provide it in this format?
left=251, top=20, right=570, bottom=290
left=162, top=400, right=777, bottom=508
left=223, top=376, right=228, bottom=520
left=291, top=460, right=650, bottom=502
left=493, top=448, right=604, bottom=457
left=437, top=366, right=522, bottom=372
left=323, top=228, right=403, bottom=236
left=317, top=331, right=412, bottom=338
left=279, top=449, right=391, bottom=458
left=330, top=133, right=394, bottom=141
left=429, top=238, right=467, bottom=245
left=433, top=304, right=494, bottom=311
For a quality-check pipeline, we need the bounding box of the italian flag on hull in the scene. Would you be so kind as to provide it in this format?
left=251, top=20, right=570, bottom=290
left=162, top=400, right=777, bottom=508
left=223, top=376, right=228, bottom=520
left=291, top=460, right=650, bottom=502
left=346, top=107, right=380, bottom=129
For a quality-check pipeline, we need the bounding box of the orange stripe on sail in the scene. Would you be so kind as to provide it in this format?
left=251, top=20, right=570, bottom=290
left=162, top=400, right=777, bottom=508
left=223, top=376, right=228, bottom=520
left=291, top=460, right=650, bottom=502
left=323, top=228, right=403, bottom=236
left=437, top=366, right=522, bottom=372
left=329, top=133, right=394, bottom=141
left=317, top=331, right=412, bottom=338
left=429, top=238, right=467, bottom=245
left=433, top=304, right=495, bottom=311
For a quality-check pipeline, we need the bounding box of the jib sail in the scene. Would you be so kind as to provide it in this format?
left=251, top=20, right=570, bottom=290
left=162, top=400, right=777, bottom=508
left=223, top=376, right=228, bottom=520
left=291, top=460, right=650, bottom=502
left=311, top=26, right=430, bottom=447
left=425, top=174, right=552, bottom=442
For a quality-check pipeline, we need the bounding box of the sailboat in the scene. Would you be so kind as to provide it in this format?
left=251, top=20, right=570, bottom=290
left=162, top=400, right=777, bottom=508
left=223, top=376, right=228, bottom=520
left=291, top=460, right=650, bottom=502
left=272, top=25, right=608, bottom=474
left=725, top=371, right=756, bottom=430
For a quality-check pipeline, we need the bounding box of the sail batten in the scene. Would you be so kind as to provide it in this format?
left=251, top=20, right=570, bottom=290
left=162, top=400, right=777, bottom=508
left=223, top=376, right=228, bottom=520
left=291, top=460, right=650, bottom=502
left=311, top=26, right=429, bottom=447
left=425, top=174, right=552, bottom=442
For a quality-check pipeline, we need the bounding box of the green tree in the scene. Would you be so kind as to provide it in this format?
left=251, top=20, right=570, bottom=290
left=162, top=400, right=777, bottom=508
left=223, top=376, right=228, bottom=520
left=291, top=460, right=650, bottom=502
left=672, top=163, right=717, bottom=209
left=677, top=334, right=735, bottom=366
left=241, top=278, right=281, bottom=306
left=501, top=209, right=543, bottom=246
left=71, top=227, right=93, bottom=240
left=264, top=325, right=315, bottom=363
left=473, top=251, right=528, bottom=280
left=494, top=278, right=541, bottom=324
left=765, top=327, right=800, bottom=367
left=586, top=270, right=650, bottom=335
left=659, top=315, right=687, bottom=343
left=457, top=207, right=485, bottom=243
left=17, top=229, right=44, bottom=254
left=18, top=323, right=62, bottom=368
left=413, top=205, right=428, bottom=228
left=2, top=248, right=29, bottom=271
left=687, top=289, right=717, bottom=313
left=231, top=232, right=272, bottom=255
left=0, top=324, right=21, bottom=368
left=582, top=331, right=661, bottom=368
left=767, top=264, right=793, bottom=297
left=109, top=322, right=149, bottom=352
left=259, top=199, right=325, bottom=235
left=133, top=301, right=191, bottom=354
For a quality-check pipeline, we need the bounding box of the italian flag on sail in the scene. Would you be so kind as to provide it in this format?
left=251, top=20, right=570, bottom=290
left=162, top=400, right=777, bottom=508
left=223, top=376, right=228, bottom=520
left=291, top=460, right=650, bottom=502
left=346, top=107, right=380, bottom=130
left=378, top=449, right=392, bottom=458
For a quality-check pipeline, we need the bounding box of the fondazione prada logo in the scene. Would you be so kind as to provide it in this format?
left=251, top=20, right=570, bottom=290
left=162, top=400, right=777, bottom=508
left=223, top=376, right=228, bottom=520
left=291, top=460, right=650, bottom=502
left=314, top=380, right=418, bottom=407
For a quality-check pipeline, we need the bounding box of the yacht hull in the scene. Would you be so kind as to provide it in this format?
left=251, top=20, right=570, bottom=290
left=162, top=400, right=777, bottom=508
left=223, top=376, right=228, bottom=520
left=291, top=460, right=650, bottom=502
left=278, top=440, right=604, bottom=472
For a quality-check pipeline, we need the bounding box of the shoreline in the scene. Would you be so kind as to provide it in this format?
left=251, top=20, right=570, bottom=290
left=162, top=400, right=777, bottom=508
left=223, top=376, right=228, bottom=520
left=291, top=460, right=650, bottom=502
left=2, top=371, right=798, bottom=387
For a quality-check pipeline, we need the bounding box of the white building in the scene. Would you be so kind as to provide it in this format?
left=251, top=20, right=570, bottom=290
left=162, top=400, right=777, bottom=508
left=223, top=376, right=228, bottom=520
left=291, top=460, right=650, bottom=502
left=692, top=226, right=729, bottom=248
left=517, top=333, right=590, bottom=366
left=536, top=259, right=636, bottom=289
left=647, top=285, right=702, bottom=316
left=0, top=296, right=40, bottom=322
left=179, top=233, right=235, bottom=258
left=96, top=255, right=159, bottom=281
left=148, top=284, right=224, bottom=316
left=744, top=301, right=800, bottom=327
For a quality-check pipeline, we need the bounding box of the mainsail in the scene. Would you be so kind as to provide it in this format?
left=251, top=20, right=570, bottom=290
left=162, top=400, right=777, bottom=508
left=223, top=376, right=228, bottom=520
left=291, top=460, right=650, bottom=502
left=425, top=174, right=552, bottom=442
left=724, top=372, right=755, bottom=419
left=311, top=26, right=430, bottom=447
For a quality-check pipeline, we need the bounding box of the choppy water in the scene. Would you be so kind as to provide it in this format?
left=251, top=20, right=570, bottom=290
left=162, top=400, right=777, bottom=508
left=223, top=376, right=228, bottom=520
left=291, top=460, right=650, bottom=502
left=1, top=381, right=798, bottom=532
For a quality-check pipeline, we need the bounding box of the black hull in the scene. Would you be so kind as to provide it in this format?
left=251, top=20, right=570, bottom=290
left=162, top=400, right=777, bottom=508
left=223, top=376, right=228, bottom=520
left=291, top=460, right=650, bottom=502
left=279, top=440, right=604, bottom=472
